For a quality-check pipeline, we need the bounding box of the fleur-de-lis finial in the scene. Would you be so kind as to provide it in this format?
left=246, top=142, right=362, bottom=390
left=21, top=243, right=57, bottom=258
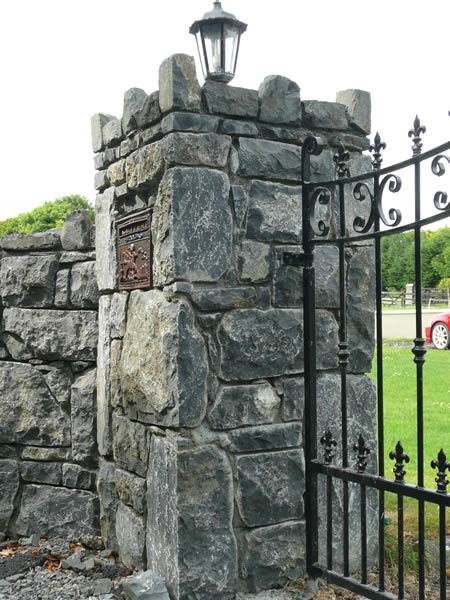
left=369, top=132, right=386, bottom=170
left=320, top=430, right=338, bottom=464
left=408, top=115, right=426, bottom=156
left=389, top=441, right=410, bottom=482
left=333, top=141, right=350, bottom=178
left=353, top=434, right=370, bottom=472
left=431, top=449, right=450, bottom=493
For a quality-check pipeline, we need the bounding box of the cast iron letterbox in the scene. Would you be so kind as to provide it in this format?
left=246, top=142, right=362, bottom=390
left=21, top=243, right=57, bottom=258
left=116, top=208, right=152, bottom=290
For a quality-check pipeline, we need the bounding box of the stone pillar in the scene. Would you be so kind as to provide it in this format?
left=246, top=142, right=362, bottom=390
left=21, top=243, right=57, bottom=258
left=92, top=54, right=375, bottom=598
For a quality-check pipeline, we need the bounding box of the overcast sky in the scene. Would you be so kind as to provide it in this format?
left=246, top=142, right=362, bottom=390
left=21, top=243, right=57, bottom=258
left=0, top=0, right=448, bottom=226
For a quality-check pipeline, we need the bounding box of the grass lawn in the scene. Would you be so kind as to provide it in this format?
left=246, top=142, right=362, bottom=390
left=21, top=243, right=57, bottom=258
left=369, top=345, right=450, bottom=548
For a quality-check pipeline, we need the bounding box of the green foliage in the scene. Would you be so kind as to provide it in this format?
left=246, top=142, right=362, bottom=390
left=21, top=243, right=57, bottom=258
left=0, top=195, right=94, bottom=237
left=381, top=226, right=450, bottom=289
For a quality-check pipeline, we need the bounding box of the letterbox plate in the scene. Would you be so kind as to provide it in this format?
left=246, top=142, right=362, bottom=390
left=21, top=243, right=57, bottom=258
left=116, top=208, right=152, bottom=290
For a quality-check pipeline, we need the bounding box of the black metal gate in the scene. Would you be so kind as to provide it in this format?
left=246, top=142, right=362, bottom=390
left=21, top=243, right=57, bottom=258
left=299, top=120, right=450, bottom=600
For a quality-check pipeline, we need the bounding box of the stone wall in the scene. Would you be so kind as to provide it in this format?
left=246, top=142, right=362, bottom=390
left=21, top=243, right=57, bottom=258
left=0, top=212, right=100, bottom=540
left=93, top=54, right=376, bottom=599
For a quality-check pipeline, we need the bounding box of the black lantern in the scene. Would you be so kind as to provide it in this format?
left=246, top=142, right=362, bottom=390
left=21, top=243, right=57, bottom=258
left=190, top=1, right=247, bottom=84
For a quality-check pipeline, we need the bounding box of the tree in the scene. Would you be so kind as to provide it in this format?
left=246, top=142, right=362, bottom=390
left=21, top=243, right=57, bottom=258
left=0, top=195, right=94, bottom=237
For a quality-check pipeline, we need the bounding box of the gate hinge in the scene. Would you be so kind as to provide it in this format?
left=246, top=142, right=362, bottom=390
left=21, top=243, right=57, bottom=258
left=281, top=252, right=308, bottom=267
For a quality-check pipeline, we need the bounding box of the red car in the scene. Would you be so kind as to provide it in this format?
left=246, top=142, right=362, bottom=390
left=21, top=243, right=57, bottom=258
left=425, top=310, right=450, bottom=350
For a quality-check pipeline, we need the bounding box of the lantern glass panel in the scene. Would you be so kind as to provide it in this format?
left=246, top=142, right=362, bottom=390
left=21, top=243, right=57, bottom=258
left=224, top=23, right=239, bottom=75
left=202, top=22, right=223, bottom=76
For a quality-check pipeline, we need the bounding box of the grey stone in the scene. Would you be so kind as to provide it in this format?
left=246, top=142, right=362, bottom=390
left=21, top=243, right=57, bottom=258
left=190, top=287, right=257, bottom=311
left=94, top=147, right=119, bottom=170
left=115, top=469, right=146, bottom=515
left=122, top=570, right=170, bottom=600
left=122, top=88, right=161, bottom=134
left=54, top=268, right=70, bottom=307
left=92, top=113, right=115, bottom=153
left=62, top=463, right=94, bottom=490
left=159, top=54, right=201, bottom=113
left=20, top=461, right=62, bottom=485
left=197, top=312, right=222, bottom=329
left=238, top=138, right=303, bottom=181
left=37, top=536, right=71, bottom=558
left=116, top=503, right=146, bottom=570
left=59, top=251, right=96, bottom=263
left=95, top=170, right=109, bottom=191
left=0, top=460, right=19, bottom=531
left=35, top=367, right=72, bottom=406
left=0, top=230, right=60, bottom=251
left=161, top=112, right=220, bottom=134
left=115, top=183, right=130, bottom=199
left=247, top=180, right=302, bottom=243
left=203, top=81, right=259, bottom=118
left=281, top=377, right=304, bottom=422
left=0, top=254, right=58, bottom=308
left=70, top=261, right=99, bottom=308
left=229, top=423, right=301, bottom=453
left=272, top=245, right=303, bottom=308
left=0, top=445, right=18, bottom=458
left=126, top=142, right=164, bottom=191
left=110, top=293, right=128, bottom=338
left=112, top=413, right=150, bottom=477
left=14, top=484, right=99, bottom=538
left=259, top=75, right=302, bottom=125
left=71, top=368, right=97, bottom=463
left=230, top=186, right=248, bottom=230
left=236, top=450, right=305, bottom=527
left=310, top=149, right=335, bottom=183
left=98, top=295, right=112, bottom=457
left=95, top=187, right=117, bottom=292
left=336, top=89, right=371, bottom=135
left=103, top=118, right=123, bottom=147
left=241, top=521, right=306, bottom=592
left=153, top=167, right=232, bottom=285
left=221, top=120, right=259, bottom=136
left=20, top=447, right=72, bottom=461
left=0, top=362, right=71, bottom=446
left=97, top=459, right=119, bottom=551
left=162, top=132, right=231, bottom=168
left=208, top=383, right=280, bottom=430
left=258, top=123, right=303, bottom=143
left=140, top=123, right=162, bottom=144
left=329, top=133, right=370, bottom=152
left=61, top=210, right=91, bottom=251
left=110, top=339, right=122, bottom=408
left=238, top=241, right=272, bottom=283
left=119, top=291, right=208, bottom=427
left=107, top=159, right=126, bottom=186
left=347, top=247, right=376, bottom=373
left=302, top=100, right=349, bottom=130
left=2, top=308, right=98, bottom=361
left=95, top=579, right=112, bottom=595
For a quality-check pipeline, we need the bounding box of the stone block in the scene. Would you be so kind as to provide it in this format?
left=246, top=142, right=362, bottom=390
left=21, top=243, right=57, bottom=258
left=98, top=295, right=112, bottom=457
left=0, top=460, right=20, bottom=532
left=2, top=308, right=98, bottom=361
left=0, top=362, right=71, bottom=446
left=237, top=241, right=272, bottom=283
left=70, top=261, right=99, bottom=308
left=0, top=230, right=60, bottom=251
left=123, top=88, right=162, bottom=134
left=13, top=484, right=99, bottom=538
left=229, top=423, right=301, bottom=453
left=237, top=138, right=303, bottom=181
left=336, top=89, right=371, bottom=135
left=329, top=132, right=370, bottom=152
left=162, top=132, right=231, bottom=168
left=110, top=339, right=122, bottom=408
left=94, top=170, right=109, bottom=191
left=91, top=113, right=115, bottom=153
left=21, top=447, right=72, bottom=461
left=107, top=159, right=126, bottom=186
left=126, top=142, right=164, bottom=191
left=110, top=292, right=128, bottom=338
left=97, top=458, right=119, bottom=550
left=103, top=118, right=123, bottom=147
left=159, top=54, right=201, bottom=113
left=241, top=521, right=306, bottom=592
left=41, top=366, right=72, bottom=409
left=116, top=503, right=146, bottom=570
left=122, top=570, right=170, bottom=600
left=71, top=369, right=97, bottom=463
left=190, top=287, right=257, bottom=311
left=95, top=187, right=117, bottom=292
left=236, top=450, right=305, bottom=527
left=258, top=75, right=302, bottom=125
left=208, top=382, right=280, bottom=430
left=281, top=377, right=304, bottom=422
left=54, top=268, right=70, bottom=307
left=161, top=112, right=220, bottom=134
left=115, top=468, right=146, bottom=515
left=258, top=123, right=303, bottom=143
left=20, top=461, right=62, bottom=485
left=0, top=255, right=58, bottom=308
left=221, top=120, right=259, bottom=136
left=231, top=185, right=248, bottom=228
left=119, top=291, right=208, bottom=427
left=302, top=100, right=349, bottom=130
left=61, top=210, right=92, bottom=251
left=247, top=180, right=302, bottom=243
left=153, top=167, right=232, bottom=285
left=62, top=464, right=95, bottom=489
left=59, top=251, right=96, bottom=263
left=112, top=413, right=150, bottom=477
left=203, top=81, right=259, bottom=118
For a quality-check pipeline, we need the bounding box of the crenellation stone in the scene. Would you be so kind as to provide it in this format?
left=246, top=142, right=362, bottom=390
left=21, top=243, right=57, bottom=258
left=122, top=88, right=160, bottom=135
left=336, top=89, right=371, bottom=135
left=70, top=261, right=99, bottom=308
left=162, top=132, right=231, bottom=168
left=0, top=255, right=58, bottom=308
left=258, top=75, right=302, bottom=125
left=91, top=113, right=115, bottom=153
left=161, top=112, right=220, bottom=134
left=302, top=100, right=349, bottom=130
left=71, top=368, right=97, bottom=464
left=95, top=187, right=117, bottom=292
left=126, top=142, right=164, bottom=191
left=159, top=54, right=201, bottom=113
left=203, top=81, right=259, bottom=119
left=228, top=423, right=302, bottom=453
left=112, top=413, right=150, bottom=478
left=237, top=138, right=303, bottom=181
left=103, top=118, right=123, bottom=147
left=61, top=210, right=92, bottom=251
